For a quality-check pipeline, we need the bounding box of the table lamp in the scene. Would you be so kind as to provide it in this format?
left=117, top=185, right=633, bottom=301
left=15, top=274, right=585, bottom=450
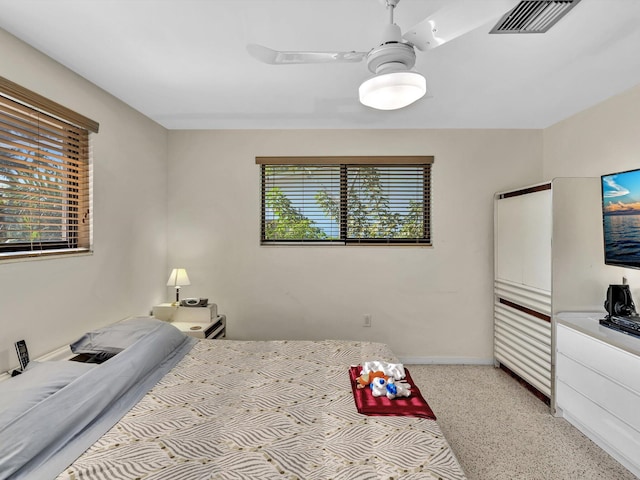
left=167, top=268, right=190, bottom=305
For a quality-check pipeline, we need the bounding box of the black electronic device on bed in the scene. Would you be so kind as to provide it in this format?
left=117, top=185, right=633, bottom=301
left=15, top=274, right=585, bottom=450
left=70, top=352, right=115, bottom=364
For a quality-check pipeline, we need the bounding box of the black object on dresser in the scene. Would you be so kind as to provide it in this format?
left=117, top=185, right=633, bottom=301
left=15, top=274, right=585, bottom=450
left=600, top=315, right=640, bottom=339
left=600, top=284, right=640, bottom=338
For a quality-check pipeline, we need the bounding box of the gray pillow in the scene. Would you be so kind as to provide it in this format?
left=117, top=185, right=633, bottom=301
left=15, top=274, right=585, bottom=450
left=70, top=316, right=182, bottom=355
left=0, top=361, right=96, bottom=430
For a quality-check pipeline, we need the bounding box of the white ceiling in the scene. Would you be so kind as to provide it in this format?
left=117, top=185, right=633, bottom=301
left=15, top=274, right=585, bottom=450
left=0, top=0, right=639, bottom=130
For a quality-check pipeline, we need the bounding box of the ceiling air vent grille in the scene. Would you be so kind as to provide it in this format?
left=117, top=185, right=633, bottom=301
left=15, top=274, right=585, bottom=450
left=490, top=0, right=582, bottom=34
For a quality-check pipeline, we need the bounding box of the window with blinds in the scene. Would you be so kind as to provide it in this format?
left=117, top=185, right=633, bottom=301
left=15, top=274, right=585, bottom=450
left=257, top=156, right=432, bottom=245
left=0, top=77, right=98, bottom=258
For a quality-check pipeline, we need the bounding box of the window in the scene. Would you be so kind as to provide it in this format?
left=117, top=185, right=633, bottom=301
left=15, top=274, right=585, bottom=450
left=258, top=156, right=433, bottom=245
left=0, top=76, right=99, bottom=259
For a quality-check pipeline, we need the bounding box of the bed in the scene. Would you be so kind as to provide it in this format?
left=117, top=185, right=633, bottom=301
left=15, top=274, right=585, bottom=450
left=0, top=318, right=466, bottom=480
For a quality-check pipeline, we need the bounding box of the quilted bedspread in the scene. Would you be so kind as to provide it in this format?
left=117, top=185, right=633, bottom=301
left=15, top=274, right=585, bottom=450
left=58, top=340, right=466, bottom=480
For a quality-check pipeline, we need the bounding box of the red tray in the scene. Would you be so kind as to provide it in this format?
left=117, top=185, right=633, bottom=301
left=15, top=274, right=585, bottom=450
left=349, top=366, right=436, bottom=420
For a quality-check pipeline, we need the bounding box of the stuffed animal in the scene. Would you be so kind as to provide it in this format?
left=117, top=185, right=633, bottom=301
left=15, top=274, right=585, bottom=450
left=384, top=378, right=412, bottom=400
left=356, top=370, right=388, bottom=389
left=370, top=376, right=388, bottom=397
left=370, top=376, right=412, bottom=399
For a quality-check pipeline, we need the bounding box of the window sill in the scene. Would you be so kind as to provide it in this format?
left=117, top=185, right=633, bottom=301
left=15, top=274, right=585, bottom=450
left=260, top=242, right=433, bottom=247
left=0, top=249, right=93, bottom=264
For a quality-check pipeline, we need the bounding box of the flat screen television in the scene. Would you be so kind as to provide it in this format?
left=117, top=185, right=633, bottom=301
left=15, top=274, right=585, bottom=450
left=602, top=168, right=640, bottom=269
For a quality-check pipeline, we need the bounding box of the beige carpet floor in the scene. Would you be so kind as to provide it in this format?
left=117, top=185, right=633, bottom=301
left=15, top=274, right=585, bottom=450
left=407, top=364, right=638, bottom=480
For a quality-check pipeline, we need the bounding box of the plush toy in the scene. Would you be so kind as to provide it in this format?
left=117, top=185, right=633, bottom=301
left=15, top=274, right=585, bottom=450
left=370, top=376, right=412, bottom=399
left=384, top=378, right=412, bottom=400
left=356, top=370, right=387, bottom=389
left=370, top=376, right=389, bottom=397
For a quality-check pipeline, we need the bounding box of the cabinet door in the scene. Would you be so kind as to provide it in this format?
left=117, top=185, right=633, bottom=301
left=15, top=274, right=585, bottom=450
left=521, top=190, right=552, bottom=291
left=495, top=195, right=522, bottom=283
left=496, top=188, right=552, bottom=292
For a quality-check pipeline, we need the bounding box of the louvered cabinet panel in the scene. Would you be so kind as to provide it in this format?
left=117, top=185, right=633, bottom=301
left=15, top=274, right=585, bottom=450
left=494, top=279, right=551, bottom=317
left=494, top=297, right=552, bottom=396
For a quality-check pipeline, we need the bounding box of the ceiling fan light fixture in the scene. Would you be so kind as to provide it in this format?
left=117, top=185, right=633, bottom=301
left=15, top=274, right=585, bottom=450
left=359, top=70, right=426, bottom=110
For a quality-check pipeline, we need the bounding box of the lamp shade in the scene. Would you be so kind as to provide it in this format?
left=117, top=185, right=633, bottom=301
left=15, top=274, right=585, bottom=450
left=359, top=71, right=427, bottom=110
left=166, top=268, right=191, bottom=287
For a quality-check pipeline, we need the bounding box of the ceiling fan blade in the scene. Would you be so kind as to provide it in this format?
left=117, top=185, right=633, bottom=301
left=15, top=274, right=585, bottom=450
left=402, top=0, right=520, bottom=51
left=247, top=44, right=367, bottom=65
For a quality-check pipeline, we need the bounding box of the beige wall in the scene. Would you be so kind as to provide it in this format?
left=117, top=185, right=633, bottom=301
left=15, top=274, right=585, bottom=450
left=543, top=84, right=640, bottom=179
left=543, top=84, right=640, bottom=307
left=0, top=29, right=169, bottom=371
left=7, top=20, right=638, bottom=366
left=167, top=129, right=542, bottom=362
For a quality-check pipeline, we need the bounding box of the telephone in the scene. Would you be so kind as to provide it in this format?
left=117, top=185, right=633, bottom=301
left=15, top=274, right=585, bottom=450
left=180, top=297, right=208, bottom=307
left=11, top=340, right=29, bottom=376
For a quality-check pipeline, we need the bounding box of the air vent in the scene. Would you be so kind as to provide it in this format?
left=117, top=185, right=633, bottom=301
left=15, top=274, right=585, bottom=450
left=490, top=0, right=582, bottom=34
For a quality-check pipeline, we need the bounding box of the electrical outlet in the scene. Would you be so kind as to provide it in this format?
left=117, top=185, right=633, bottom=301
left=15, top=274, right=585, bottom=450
left=363, top=314, right=372, bottom=327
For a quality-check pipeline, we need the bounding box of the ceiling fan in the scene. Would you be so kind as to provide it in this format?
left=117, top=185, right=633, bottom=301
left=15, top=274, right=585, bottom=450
left=247, top=0, right=519, bottom=111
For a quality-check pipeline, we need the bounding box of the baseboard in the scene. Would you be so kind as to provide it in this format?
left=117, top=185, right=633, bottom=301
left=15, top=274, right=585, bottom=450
left=398, top=356, right=495, bottom=365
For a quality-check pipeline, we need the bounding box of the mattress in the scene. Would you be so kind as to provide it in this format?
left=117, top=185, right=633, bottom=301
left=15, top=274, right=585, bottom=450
left=57, top=339, right=466, bottom=480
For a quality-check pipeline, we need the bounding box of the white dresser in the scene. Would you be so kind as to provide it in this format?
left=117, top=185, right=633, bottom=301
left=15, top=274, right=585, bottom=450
left=555, top=312, right=640, bottom=478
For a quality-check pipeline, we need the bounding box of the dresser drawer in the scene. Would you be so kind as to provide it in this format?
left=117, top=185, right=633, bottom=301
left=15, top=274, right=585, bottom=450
left=557, top=380, right=640, bottom=467
left=557, top=352, right=640, bottom=432
left=557, top=324, right=640, bottom=394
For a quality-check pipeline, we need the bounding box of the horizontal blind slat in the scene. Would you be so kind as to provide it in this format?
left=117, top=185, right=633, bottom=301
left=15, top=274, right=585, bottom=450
left=0, top=165, right=87, bottom=185
left=0, top=112, right=88, bottom=146
left=0, top=138, right=87, bottom=168
left=0, top=150, right=88, bottom=172
left=0, top=179, right=85, bottom=196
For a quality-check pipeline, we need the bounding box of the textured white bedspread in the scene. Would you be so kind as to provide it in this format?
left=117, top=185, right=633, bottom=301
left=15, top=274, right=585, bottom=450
left=58, top=340, right=466, bottom=480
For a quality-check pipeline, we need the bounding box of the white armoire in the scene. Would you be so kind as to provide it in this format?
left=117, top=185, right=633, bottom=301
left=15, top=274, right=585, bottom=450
left=494, top=177, right=604, bottom=409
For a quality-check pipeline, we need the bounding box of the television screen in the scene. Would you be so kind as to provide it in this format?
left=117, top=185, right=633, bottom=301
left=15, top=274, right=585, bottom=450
left=602, top=168, right=640, bottom=269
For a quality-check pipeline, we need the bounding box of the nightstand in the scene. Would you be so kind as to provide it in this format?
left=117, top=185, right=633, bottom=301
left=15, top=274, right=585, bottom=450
left=173, top=315, right=226, bottom=339
left=152, top=303, right=226, bottom=339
